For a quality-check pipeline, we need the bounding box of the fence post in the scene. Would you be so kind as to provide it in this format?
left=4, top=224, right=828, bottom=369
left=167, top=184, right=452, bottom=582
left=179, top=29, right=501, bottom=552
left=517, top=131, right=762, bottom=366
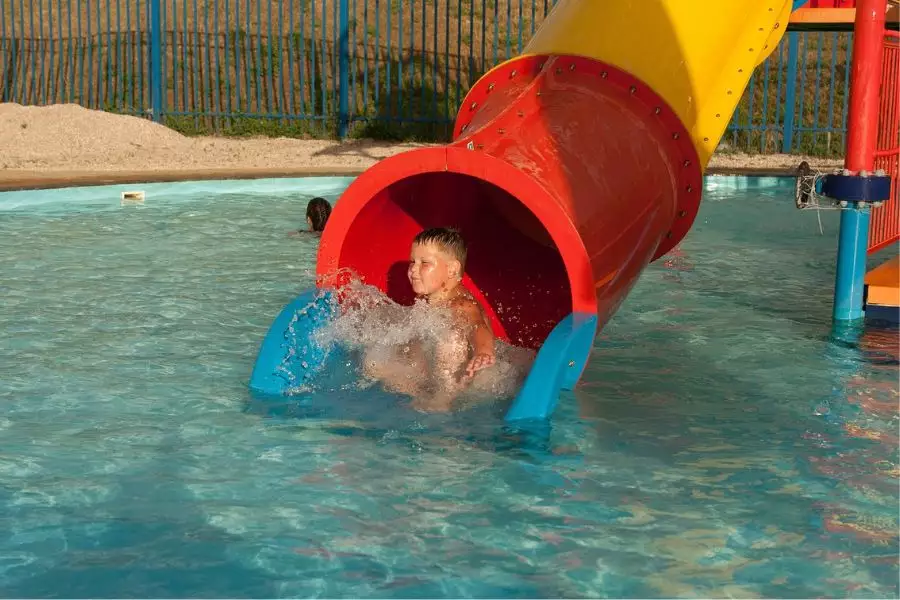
left=782, top=32, right=799, bottom=153
left=2, top=46, right=12, bottom=103
left=338, top=0, right=350, bottom=138
left=149, top=0, right=163, bottom=122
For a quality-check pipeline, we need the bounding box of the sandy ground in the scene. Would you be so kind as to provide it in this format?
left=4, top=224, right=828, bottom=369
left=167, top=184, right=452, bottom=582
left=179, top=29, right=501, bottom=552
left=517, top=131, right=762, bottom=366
left=0, top=103, right=843, bottom=181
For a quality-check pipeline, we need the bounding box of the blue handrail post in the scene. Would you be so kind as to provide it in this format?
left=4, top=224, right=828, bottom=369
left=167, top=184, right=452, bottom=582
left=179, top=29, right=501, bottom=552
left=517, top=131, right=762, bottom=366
left=833, top=205, right=870, bottom=322
left=832, top=0, right=888, bottom=324
left=149, top=0, right=163, bottom=122
left=337, top=0, right=350, bottom=138
left=782, top=32, right=799, bottom=153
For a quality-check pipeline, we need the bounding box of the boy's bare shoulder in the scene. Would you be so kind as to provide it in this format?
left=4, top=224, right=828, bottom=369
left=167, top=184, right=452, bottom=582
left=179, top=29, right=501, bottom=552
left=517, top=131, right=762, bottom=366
left=448, top=294, right=486, bottom=326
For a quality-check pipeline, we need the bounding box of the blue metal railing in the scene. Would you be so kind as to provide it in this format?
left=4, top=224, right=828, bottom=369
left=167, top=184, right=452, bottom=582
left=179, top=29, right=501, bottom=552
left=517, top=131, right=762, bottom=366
left=0, top=0, right=854, bottom=155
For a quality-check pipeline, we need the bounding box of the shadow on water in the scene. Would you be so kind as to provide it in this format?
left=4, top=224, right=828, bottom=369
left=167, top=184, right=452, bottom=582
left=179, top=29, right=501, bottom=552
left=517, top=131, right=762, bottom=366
left=0, top=432, right=280, bottom=599
left=246, top=390, right=558, bottom=462
left=243, top=343, right=559, bottom=465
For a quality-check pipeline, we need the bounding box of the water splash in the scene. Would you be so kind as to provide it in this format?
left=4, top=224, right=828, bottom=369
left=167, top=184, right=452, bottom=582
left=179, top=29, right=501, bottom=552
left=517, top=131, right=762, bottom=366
left=314, top=278, right=536, bottom=408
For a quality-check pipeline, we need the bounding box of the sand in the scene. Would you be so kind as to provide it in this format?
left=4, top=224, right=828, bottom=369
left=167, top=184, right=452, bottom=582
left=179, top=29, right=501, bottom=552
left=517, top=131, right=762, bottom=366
left=0, top=102, right=843, bottom=177
left=0, top=103, right=431, bottom=173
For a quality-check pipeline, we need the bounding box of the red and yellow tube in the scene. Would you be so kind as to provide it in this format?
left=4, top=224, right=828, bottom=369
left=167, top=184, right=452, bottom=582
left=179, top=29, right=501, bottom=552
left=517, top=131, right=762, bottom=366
left=316, top=0, right=793, bottom=358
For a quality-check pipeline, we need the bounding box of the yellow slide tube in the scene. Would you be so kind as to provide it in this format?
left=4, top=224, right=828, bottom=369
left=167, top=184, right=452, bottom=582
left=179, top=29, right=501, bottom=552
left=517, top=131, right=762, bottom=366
left=523, top=0, right=793, bottom=167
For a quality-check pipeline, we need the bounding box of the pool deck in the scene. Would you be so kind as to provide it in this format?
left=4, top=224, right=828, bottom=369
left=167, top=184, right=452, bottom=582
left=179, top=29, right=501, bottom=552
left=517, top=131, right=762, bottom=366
left=0, top=165, right=809, bottom=192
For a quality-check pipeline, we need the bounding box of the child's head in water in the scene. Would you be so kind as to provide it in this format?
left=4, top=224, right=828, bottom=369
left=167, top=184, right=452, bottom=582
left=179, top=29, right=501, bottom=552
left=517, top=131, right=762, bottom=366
left=305, top=197, right=332, bottom=232
left=408, top=227, right=467, bottom=301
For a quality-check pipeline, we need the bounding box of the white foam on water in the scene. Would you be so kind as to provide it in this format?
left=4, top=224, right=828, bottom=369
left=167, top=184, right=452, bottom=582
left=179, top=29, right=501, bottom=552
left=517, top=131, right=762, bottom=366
left=0, top=457, right=44, bottom=478
left=207, top=510, right=251, bottom=536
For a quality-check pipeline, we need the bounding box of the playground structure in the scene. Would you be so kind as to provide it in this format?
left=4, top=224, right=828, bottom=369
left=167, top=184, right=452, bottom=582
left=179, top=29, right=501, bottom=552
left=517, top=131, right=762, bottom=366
left=790, top=0, right=900, bottom=323
left=250, top=0, right=898, bottom=422
left=822, top=1, right=898, bottom=324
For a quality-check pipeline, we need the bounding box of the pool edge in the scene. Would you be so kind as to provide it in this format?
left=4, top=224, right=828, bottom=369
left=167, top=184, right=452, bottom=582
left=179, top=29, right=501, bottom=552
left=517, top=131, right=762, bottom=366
left=0, top=167, right=368, bottom=192
left=0, top=165, right=805, bottom=192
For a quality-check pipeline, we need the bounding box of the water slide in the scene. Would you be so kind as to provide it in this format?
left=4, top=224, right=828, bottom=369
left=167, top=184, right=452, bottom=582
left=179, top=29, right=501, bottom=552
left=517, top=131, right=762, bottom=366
left=250, top=0, right=796, bottom=421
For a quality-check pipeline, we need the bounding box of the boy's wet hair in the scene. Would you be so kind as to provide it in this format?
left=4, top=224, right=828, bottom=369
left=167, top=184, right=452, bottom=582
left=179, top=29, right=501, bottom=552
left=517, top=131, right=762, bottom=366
left=414, top=227, right=468, bottom=268
left=306, top=197, right=332, bottom=232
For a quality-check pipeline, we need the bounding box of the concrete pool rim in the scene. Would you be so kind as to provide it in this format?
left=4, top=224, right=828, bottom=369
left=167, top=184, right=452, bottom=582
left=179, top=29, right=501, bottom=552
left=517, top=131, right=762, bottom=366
left=0, top=166, right=804, bottom=193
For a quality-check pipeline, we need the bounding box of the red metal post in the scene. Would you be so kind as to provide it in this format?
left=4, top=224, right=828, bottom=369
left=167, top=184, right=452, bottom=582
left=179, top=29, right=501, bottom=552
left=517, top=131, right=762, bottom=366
left=869, top=32, right=900, bottom=254
left=844, top=0, right=887, bottom=172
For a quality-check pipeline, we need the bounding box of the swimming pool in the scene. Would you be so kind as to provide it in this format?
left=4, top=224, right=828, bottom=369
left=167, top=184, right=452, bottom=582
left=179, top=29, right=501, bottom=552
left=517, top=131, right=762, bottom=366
left=1, top=176, right=896, bottom=598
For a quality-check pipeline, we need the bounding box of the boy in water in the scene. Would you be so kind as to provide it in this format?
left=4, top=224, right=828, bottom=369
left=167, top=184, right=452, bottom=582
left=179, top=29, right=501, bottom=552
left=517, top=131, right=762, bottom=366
left=362, top=227, right=496, bottom=412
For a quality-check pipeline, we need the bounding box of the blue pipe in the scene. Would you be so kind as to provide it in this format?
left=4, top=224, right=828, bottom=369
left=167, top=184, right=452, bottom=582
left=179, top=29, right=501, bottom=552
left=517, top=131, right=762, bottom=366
left=338, top=0, right=350, bottom=138
left=782, top=32, right=799, bottom=153
left=832, top=205, right=870, bottom=322
left=149, top=0, right=162, bottom=122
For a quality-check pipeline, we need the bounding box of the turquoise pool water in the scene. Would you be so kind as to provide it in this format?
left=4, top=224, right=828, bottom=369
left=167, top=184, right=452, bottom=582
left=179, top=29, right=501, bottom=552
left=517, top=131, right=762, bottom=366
left=0, top=177, right=897, bottom=598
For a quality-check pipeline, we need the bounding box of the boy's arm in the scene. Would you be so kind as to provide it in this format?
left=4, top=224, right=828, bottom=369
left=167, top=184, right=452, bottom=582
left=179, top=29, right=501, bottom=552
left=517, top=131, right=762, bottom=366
left=471, top=319, right=494, bottom=357
left=459, top=302, right=496, bottom=379
left=413, top=334, right=467, bottom=412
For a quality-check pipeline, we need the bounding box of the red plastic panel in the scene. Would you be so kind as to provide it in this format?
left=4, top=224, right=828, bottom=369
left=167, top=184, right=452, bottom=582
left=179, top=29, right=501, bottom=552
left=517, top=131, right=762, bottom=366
left=869, top=31, right=899, bottom=255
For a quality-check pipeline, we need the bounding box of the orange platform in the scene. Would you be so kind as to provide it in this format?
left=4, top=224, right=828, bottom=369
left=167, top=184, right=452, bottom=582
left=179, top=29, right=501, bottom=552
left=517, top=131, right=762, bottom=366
left=789, top=3, right=900, bottom=29
left=865, top=253, right=900, bottom=309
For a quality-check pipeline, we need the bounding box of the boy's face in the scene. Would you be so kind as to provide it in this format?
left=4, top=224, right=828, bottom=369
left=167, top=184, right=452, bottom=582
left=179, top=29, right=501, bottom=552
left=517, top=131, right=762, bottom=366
left=408, top=242, right=461, bottom=298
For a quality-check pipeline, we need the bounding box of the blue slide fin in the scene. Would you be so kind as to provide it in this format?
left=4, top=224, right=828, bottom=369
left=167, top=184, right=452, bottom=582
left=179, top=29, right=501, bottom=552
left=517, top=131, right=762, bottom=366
left=249, top=288, right=337, bottom=397
left=504, top=312, right=598, bottom=422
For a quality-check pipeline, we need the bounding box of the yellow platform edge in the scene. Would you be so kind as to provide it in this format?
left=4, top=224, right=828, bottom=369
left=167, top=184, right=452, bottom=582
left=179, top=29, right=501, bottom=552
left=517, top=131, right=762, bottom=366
left=865, top=254, right=900, bottom=307
left=790, top=5, right=900, bottom=26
